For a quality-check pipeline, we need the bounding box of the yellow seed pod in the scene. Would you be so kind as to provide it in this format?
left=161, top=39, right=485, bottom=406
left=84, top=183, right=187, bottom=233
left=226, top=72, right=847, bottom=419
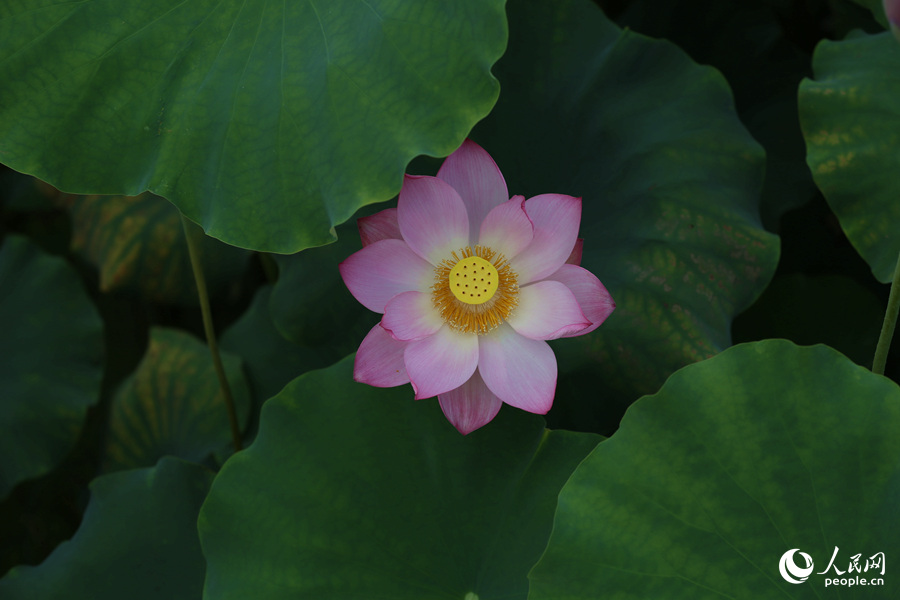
left=448, top=256, right=499, bottom=305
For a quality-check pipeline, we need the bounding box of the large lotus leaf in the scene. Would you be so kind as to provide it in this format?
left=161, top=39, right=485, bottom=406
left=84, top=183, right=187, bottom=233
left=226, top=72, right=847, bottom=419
left=472, top=1, right=779, bottom=408
left=0, top=235, right=103, bottom=499
left=0, top=0, right=506, bottom=253
left=799, top=31, right=900, bottom=283
left=59, top=192, right=248, bottom=303
left=198, top=355, right=601, bottom=600
left=0, top=457, right=213, bottom=599
left=102, top=327, right=250, bottom=472
left=529, top=340, right=899, bottom=599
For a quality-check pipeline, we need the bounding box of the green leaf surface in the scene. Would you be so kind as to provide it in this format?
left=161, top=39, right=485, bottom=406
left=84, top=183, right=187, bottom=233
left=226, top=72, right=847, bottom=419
left=198, top=355, right=601, bottom=600
left=529, top=340, right=900, bottom=599
left=0, top=235, right=103, bottom=499
left=799, top=31, right=900, bottom=282
left=473, top=1, right=779, bottom=406
left=102, top=327, right=250, bottom=472
left=60, top=192, right=248, bottom=304
left=0, top=457, right=213, bottom=599
left=0, top=0, right=506, bottom=253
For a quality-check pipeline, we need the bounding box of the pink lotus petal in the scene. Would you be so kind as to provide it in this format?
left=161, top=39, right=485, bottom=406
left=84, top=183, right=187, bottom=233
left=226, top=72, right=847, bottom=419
left=438, top=370, right=503, bottom=435
left=566, top=238, right=584, bottom=266
left=544, top=264, right=616, bottom=337
left=478, top=324, right=557, bottom=414
left=477, top=195, right=533, bottom=260
left=382, top=291, right=443, bottom=341
left=358, top=208, right=401, bottom=247
left=404, top=325, right=478, bottom=399
left=437, top=139, right=510, bottom=245
left=339, top=239, right=434, bottom=313
left=398, top=175, right=470, bottom=265
left=506, top=280, right=590, bottom=340
left=512, top=194, right=582, bottom=285
left=354, top=324, right=410, bottom=387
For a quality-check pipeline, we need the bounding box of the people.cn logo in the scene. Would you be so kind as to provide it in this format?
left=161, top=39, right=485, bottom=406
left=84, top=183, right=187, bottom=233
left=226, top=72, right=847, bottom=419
left=779, top=549, right=815, bottom=584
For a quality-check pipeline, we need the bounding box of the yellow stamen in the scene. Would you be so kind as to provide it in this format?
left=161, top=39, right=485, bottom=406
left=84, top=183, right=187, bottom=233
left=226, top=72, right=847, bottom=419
left=433, top=245, right=518, bottom=334
left=449, top=256, right=498, bottom=305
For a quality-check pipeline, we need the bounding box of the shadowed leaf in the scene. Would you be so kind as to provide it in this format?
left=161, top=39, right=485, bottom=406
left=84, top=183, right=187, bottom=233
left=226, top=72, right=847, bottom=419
left=0, top=458, right=213, bottom=599
left=848, top=0, right=891, bottom=28
left=221, top=285, right=346, bottom=442
left=799, top=30, right=900, bottom=282
left=102, top=327, right=250, bottom=472
left=269, top=218, right=376, bottom=353
left=0, top=235, right=103, bottom=499
left=473, top=1, right=779, bottom=413
left=60, top=192, right=247, bottom=304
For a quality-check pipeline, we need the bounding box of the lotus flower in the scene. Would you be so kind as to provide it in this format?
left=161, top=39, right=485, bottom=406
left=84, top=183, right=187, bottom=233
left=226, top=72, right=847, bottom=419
left=339, top=140, right=615, bottom=434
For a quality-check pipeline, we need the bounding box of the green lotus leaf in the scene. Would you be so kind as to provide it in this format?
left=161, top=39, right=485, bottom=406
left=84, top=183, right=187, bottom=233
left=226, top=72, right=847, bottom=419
left=0, top=0, right=506, bottom=252
left=60, top=192, right=248, bottom=304
left=198, top=355, right=601, bottom=599
left=799, top=30, right=900, bottom=282
left=0, top=457, right=213, bottom=599
left=473, top=0, right=779, bottom=410
left=529, top=340, right=899, bottom=599
left=102, top=327, right=250, bottom=471
left=0, top=235, right=103, bottom=499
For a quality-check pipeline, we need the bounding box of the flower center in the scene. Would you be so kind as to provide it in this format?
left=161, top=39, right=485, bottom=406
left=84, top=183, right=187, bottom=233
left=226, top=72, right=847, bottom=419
left=432, top=245, right=518, bottom=335
left=449, top=256, right=498, bottom=305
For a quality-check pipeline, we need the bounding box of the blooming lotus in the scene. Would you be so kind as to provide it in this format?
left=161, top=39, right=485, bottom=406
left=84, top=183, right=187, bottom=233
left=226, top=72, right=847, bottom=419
left=339, top=140, right=614, bottom=434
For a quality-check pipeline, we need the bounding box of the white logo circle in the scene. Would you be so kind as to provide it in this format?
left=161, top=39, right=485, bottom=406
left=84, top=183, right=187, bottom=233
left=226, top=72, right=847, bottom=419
left=779, top=549, right=814, bottom=584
